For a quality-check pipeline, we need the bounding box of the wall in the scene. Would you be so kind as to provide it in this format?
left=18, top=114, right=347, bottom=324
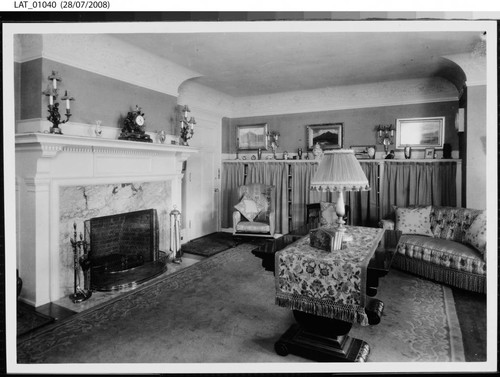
left=223, top=101, right=459, bottom=157
left=465, top=85, right=487, bottom=210
left=17, top=58, right=178, bottom=135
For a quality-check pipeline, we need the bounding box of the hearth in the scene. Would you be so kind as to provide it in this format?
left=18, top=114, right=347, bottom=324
left=84, top=209, right=167, bottom=291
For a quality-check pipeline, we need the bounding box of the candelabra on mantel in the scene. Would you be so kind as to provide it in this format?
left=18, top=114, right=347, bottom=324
left=42, top=71, right=75, bottom=135
left=376, top=124, right=395, bottom=154
left=179, top=105, right=196, bottom=146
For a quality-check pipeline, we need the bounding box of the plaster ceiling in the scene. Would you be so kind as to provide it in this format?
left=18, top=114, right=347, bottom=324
left=112, top=30, right=483, bottom=97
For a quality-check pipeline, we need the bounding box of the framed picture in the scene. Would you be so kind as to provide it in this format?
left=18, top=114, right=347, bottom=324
left=424, top=148, right=435, bottom=159
left=307, top=123, right=343, bottom=150
left=237, top=123, right=269, bottom=151
left=395, top=117, right=445, bottom=149
left=350, top=145, right=376, bottom=159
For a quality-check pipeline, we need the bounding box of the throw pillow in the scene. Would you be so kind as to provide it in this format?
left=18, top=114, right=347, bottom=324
left=464, top=211, right=487, bottom=255
left=320, top=201, right=337, bottom=227
left=395, top=206, right=433, bottom=236
left=234, top=195, right=264, bottom=222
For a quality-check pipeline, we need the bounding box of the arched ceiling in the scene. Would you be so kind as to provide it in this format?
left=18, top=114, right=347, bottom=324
left=112, top=30, right=483, bottom=97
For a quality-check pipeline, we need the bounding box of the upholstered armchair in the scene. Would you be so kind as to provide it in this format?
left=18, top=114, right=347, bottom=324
left=233, top=183, right=276, bottom=236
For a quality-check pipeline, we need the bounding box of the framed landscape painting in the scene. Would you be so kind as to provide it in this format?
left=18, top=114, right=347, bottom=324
left=237, top=123, right=269, bottom=151
left=395, top=117, right=445, bottom=149
left=307, top=123, right=343, bottom=150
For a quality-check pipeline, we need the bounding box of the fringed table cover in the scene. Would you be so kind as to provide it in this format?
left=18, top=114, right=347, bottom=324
left=275, top=226, right=384, bottom=326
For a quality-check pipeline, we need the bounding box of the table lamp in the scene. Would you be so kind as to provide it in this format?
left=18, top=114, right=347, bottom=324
left=310, top=149, right=370, bottom=240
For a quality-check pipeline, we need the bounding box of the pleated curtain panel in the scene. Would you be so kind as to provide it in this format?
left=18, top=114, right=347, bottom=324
left=221, top=162, right=246, bottom=229
left=380, top=161, right=457, bottom=219
left=247, top=162, right=289, bottom=234
left=222, top=160, right=457, bottom=232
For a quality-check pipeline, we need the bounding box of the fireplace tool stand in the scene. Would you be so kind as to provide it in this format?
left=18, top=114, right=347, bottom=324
left=70, top=223, right=92, bottom=303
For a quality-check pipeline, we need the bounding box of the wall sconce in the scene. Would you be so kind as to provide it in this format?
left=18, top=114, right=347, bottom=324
left=179, top=105, right=196, bottom=146
left=42, top=70, right=75, bottom=134
left=376, top=124, right=395, bottom=154
left=267, top=131, right=280, bottom=159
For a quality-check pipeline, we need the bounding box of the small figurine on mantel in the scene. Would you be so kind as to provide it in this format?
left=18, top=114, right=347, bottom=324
left=385, top=150, right=395, bottom=159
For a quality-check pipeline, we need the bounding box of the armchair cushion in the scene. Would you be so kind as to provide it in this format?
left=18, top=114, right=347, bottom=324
left=464, top=211, right=487, bottom=255
left=234, top=194, right=265, bottom=222
left=394, top=205, right=433, bottom=236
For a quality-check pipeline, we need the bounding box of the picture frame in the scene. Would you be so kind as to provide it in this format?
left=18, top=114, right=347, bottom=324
left=307, top=123, right=343, bottom=150
left=424, top=148, right=435, bottom=159
left=237, top=123, right=269, bottom=151
left=395, top=117, right=445, bottom=149
left=350, top=145, right=376, bottom=159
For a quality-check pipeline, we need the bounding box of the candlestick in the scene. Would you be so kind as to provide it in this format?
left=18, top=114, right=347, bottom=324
left=42, top=73, right=74, bottom=135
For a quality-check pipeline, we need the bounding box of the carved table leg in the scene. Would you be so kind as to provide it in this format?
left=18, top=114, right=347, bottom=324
left=274, top=310, right=371, bottom=362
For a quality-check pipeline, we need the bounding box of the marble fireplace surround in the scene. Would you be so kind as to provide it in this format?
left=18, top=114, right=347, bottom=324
left=15, top=133, right=197, bottom=307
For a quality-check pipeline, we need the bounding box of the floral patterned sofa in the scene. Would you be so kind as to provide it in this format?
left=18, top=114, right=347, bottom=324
left=380, top=206, right=486, bottom=293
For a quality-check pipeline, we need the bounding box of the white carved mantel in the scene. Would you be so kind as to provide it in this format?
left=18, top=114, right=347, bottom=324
left=15, top=133, right=198, bottom=307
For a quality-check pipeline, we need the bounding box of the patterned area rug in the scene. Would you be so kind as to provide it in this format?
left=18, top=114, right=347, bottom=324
left=16, top=244, right=464, bottom=367
left=180, top=232, right=240, bottom=257
left=17, top=302, right=54, bottom=337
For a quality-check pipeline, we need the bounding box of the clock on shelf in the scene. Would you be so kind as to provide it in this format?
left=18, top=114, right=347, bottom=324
left=119, top=105, right=152, bottom=143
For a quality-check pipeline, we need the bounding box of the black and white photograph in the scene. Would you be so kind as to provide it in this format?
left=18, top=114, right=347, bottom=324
left=2, top=7, right=497, bottom=376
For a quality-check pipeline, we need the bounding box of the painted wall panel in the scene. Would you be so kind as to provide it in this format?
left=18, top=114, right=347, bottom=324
left=223, top=101, right=459, bottom=155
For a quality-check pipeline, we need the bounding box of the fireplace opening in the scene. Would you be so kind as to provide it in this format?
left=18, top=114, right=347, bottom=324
left=84, top=208, right=167, bottom=291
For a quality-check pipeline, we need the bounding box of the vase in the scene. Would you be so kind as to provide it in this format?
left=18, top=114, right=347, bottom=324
left=404, top=146, right=412, bottom=159
left=157, top=130, right=166, bottom=144
left=297, top=148, right=303, bottom=160
left=94, top=120, right=103, bottom=137
left=257, top=148, right=262, bottom=160
left=313, top=142, right=323, bottom=160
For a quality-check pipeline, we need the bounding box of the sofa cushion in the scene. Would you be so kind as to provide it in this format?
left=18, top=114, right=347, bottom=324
left=463, top=211, right=487, bottom=255
left=430, top=206, right=483, bottom=243
left=396, top=234, right=486, bottom=276
left=395, top=206, right=433, bottom=236
left=234, top=195, right=264, bottom=222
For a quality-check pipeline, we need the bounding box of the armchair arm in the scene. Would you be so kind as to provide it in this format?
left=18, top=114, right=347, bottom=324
left=269, top=212, right=276, bottom=235
left=232, top=211, right=241, bottom=234
left=379, top=218, right=395, bottom=230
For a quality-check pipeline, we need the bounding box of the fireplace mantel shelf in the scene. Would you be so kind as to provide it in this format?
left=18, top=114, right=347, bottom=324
left=15, top=132, right=199, bottom=157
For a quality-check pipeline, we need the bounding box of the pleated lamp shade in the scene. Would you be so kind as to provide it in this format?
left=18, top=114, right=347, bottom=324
left=310, top=149, right=370, bottom=192
left=310, top=149, right=370, bottom=236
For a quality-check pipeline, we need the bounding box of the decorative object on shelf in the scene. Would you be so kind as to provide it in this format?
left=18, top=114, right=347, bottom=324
left=251, top=155, right=256, bottom=160
left=385, top=150, right=395, bottom=159
left=351, top=145, right=376, bottom=160
left=443, top=143, right=452, bottom=159
left=395, top=117, right=445, bottom=149
left=69, top=223, right=92, bottom=303
left=283, top=151, right=289, bottom=160
left=312, top=142, right=323, bottom=160
left=237, top=124, right=268, bottom=151
left=307, top=123, right=343, bottom=150
left=42, top=71, right=74, bottom=134
left=404, top=146, right=412, bottom=159
left=267, top=130, right=280, bottom=159
left=157, top=130, right=167, bottom=144
left=94, top=120, right=103, bottom=137
left=376, top=124, right=395, bottom=154
left=119, top=105, right=153, bottom=142
left=179, top=105, right=196, bottom=146
left=170, top=206, right=182, bottom=264
left=257, top=148, right=262, bottom=160
left=310, top=149, right=370, bottom=241
left=425, top=148, right=435, bottom=159
left=297, top=147, right=303, bottom=160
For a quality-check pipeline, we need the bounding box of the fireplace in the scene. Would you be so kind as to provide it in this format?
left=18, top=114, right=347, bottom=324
left=85, top=209, right=167, bottom=291
left=15, top=132, right=197, bottom=307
